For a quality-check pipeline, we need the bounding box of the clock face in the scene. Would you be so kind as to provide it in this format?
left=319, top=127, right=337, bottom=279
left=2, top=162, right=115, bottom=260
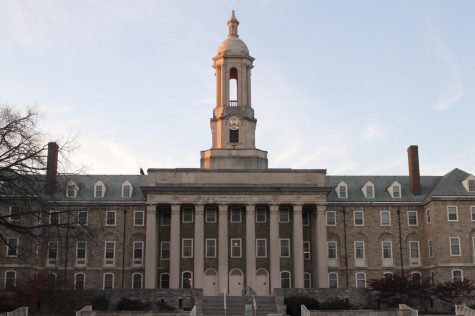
left=227, top=116, right=241, bottom=130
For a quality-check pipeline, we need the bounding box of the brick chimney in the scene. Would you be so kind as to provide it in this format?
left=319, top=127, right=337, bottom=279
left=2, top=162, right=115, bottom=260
left=407, top=145, right=421, bottom=195
left=45, top=142, right=59, bottom=195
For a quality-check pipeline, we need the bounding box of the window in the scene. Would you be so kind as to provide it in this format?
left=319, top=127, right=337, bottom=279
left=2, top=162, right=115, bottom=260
left=256, top=206, right=266, bottom=223
left=8, top=206, right=20, bottom=222
left=471, top=206, right=475, bottom=221
left=161, top=210, right=171, bottom=226
left=256, top=239, right=267, bottom=258
left=329, top=272, right=338, bottom=288
left=354, top=211, right=364, bottom=226
left=75, top=273, right=85, bottom=290
left=229, top=129, right=239, bottom=143
left=6, top=238, right=18, bottom=257
left=304, top=272, right=311, bottom=288
left=161, top=241, right=170, bottom=260
left=426, top=209, right=431, bottom=224
left=356, top=272, right=366, bottom=288
left=452, top=269, right=463, bottom=283
left=231, top=207, right=241, bottom=223
left=354, top=241, right=365, bottom=267
left=206, top=206, right=216, bottom=223
left=302, top=211, right=310, bottom=226
left=469, top=179, right=475, bottom=192
left=66, top=182, right=77, bottom=198
left=366, top=184, right=374, bottom=198
left=380, top=211, right=391, bottom=226
left=281, top=271, right=291, bottom=288
left=133, top=241, right=144, bottom=265
left=382, top=241, right=392, bottom=259
left=134, top=211, right=144, bottom=226
left=78, top=211, right=88, bottom=225
left=231, top=239, right=241, bottom=258
left=447, top=206, right=458, bottom=222
left=206, top=239, right=216, bottom=258
left=105, top=211, right=116, bottom=226
left=409, top=241, right=420, bottom=265
left=121, top=181, right=132, bottom=198
left=410, top=272, right=422, bottom=283
left=182, top=206, right=193, bottom=223
left=182, top=271, right=193, bottom=288
left=303, top=241, right=311, bottom=260
left=94, top=181, right=106, bottom=198
left=160, top=273, right=170, bottom=288
left=407, top=211, right=418, bottom=226
left=76, top=241, right=87, bottom=265
left=132, top=273, right=143, bottom=289
left=450, top=237, right=461, bottom=256
left=47, top=241, right=58, bottom=266
left=103, top=273, right=114, bottom=289
left=182, top=239, right=193, bottom=258
left=280, top=239, right=290, bottom=258
left=5, top=271, right=16, bottom=289
left=428, top=240, right=433, bottom=258
left=328, top=241, right=337, bottom=260
left=50, top=211, right=60, bottom=225
left=392, top=185, right=401, bottom=198
left=104, top=241, right=115, bottom=265
left=279, top=207, right=289, bottom=222
left=326, top=211, right=336, bottom=226
left=338, top=182, right=348, bottom=198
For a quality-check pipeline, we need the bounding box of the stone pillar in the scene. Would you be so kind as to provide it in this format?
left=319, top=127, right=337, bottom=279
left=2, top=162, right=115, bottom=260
left=144, top=204, right=157, bottom=288
left=169, top=204, right=181, bottom=289
left=216, top=65, right=222, bottom=108
left=269, top=204, right=280, bottom=291
left=311, top=208, right=319, bottom=288
left=245, top=204, right=256, bottom=289
left=222, top=65, right=229, bottom=107
left=218, top=204, right=228, bottom=294
left=194, top=204, right=205, bottom=289
left=247, top=66, right=252, bottom=107
left=293, top=204, right=304, bottom=288
left=237, top=66, right=243, bottom=106
left=316, top=205, right=328, bottom=288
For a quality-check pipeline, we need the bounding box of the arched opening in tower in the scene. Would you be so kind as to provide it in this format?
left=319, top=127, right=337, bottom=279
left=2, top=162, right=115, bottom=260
left=229, top=67, right=238, bottom=106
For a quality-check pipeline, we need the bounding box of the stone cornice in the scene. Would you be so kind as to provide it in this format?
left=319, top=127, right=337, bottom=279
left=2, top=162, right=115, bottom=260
left=141, top=185, right=333, bottom=195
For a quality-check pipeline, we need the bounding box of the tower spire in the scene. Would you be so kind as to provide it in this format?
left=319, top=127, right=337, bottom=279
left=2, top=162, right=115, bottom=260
left=227, top=10, right=239, bottom=37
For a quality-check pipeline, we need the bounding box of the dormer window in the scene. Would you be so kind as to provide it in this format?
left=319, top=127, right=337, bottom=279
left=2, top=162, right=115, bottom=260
left=362, top=181, right=375, bottom=199
left=94, top=181, right=106, bottom=198
left=121, top=181, right=133, bottom=198
left=66, top=181, right=78, bottom=198
left=336, top=182, right=348, bottom=198
left=462, top=176, right=475, bottom=192
left=388, top=182, right=402, bottom=198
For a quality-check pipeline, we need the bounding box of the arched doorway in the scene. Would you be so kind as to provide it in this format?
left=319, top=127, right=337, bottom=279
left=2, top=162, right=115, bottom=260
left=204, top=269, right=219, bottom=296
left=229, top=268, right=244, bottom=296
left=255, top=269, right=269, bottom=296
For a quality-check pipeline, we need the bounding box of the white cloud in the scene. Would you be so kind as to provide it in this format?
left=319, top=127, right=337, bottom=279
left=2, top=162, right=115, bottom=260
left=362, top=123, right=386, bottom=141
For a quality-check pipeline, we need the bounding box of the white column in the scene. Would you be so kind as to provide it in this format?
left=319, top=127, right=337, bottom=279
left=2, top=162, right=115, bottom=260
left=216, top=65, right=222, bottom=108
left=269, top=204, right=280, bottom=292
left=218, top=204, right=228, bottom=294
left=237, top=66, right=243, bottom=105
left=144, top=204, right=157, bottom=288
left=247, top=66, right=252, bottom=107
left=293, top=204, right=304, bottom=288
left=311, top=208, right=319, bottom=288
left=316, top=205, right=328, bottom=288
left=194, top=204, right=205, bottom=289
left=245, top=204, right=256, bottom=289
left=169, top=204, right=181, bottom=289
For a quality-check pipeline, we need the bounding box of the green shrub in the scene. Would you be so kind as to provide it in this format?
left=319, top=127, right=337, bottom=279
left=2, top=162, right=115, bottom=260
left=0, top=303, right=16, bottom=312
left=156, top=300, right=175, bottom=311
left=284, top=296, right=319, bottom=316
left=91, top=294, right=109, bottom=310
left=320, top=298, right=353, bottom=310
left=116, top=297, right=151, bottom=311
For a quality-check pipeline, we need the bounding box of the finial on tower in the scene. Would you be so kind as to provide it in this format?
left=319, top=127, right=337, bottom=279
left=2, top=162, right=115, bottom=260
left=227, top=10, right=239, bottom=37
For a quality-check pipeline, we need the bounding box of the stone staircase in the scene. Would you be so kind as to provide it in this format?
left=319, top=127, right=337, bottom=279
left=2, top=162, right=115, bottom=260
left=202, top=296, right=278, bottom=316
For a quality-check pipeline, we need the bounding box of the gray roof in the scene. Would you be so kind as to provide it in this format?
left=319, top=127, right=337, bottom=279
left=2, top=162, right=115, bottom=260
left=429, top=168, right=475, bottom=197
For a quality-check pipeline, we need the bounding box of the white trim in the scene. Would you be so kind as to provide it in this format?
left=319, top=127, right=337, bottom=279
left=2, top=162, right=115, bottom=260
left=326, top=211, right=336, bottom=226
left=256, top=238, right=267, bottom=258
left=354, top=241, right=365, bottom=267
left=428, top=239, right=433, bottom=258
left=230, top=238, right=242, bottom=258
left=6, top=237, right=18, bottom=257
left=336, top=181, right=348, bottom=199
left=303, top=272, right=312, bottom=288
left=74, top=272, right=86, bottom=290
left=279, top=239, right=291, bottom=258
left=4, top=270, right=16, bottom=288
left=381, top=240, right=393, bottom=267
left=328, top=272, right=338, bottom=288
left=49, top=211, right=60, bottom=225
left=132, top=241, right=144, bottom=266
left=280, top=270, right=291, bottom=288
left=353, top=211, right=364, bottom=226
left=327, top=241, right=338, bottom=266
left=75, top=241, right=87, bottom=266
left=160, top=272, right=170, bottom=288
left=452, top=269, right=463, bottom=282
left=205, top=206, right=217, bottom=223
left=205, top=239, right=217, bottom=258
left=105, top=211, right=116, bottom=226
left=66, top=181, right=79, bottom=198
left=471, top=206, right=475, bottom=222
left=133, top=210, right=144, bottom=226
left=355, top=272, right=366, bottom=288
left=450, top=237, right=461, bottom=256
left=47, top=241, right=59, bottom=266
left=408, top=241, right=420, bottom=266
left=380, top=210, right=391, bottom=226
left=426, top=209, right=431, bottom=224
left=230, top=207, right=242, bottom=223
left=255, top=206, right=267, bottom=223
left=104, top=241, right=116, bottom=266
left=181, top=271, right=193, bottom=289
left=182, top=206, right=194, bottom=223
left=407, top=211, right=418, bottom=226
left=161, top=241, right=170, bottom=260
left=121, top=181, right=133, bottom=198
left=103, top=273, right=114, bottom=289
left=279, top=207, right=290, bottom=223
left=77, top=210, right=88, bottom=226
left=94, top=181, right=106, bottom=198
left=447, top=206, right=458, bottom=222
left=132, top=272, right=143, bottom=289
left=362, top=181, right=375, bottom=199
left=388, top=181, right=402, bottom=198
left=303, top=241, right=311, bottom=260
left=182, top=238, right=194, bottom=258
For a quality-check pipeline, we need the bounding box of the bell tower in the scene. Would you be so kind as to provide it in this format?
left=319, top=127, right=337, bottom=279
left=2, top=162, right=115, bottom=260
left=200, top=11, right=268, bottom=169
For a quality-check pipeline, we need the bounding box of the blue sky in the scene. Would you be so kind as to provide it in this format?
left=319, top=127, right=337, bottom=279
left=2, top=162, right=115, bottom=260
left=1, top=0, right=474, bottom=175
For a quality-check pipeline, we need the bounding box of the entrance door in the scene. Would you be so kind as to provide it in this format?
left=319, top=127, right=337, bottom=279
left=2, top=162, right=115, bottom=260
left=255, top=269, right=269, bottom=296
left=204, top=269, right=219, bottom=296
left=229, top=269, right=244, bottom=296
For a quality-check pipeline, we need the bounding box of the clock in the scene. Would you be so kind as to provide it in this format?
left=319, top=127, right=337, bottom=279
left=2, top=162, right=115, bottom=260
left=227, top=116, right=241, bottom=130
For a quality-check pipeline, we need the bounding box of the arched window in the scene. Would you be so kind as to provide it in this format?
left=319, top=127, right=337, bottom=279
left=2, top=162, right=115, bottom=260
left=182, top=271, right=193, bottom=289
left=103, top=273, right=114, bottom=289
left=452, top=269, right=463, bottom=283
left=410, top=272, right=422, bottom=283
left=356, top=272, right=366, bottom=288
left=304, top=272, right=311, bottom=288
left=328, top=272, right=338, bottom=288
left=66, top=181, right=78, bottom=198
left=94, top=181, right=106, bottom=198
left=121, top=181, right=133, bottom=198
left=229, top=67, right=238, bottom=105
left=4, top=271, right=16, bottom=289
left=160, top=273, right=169, bottom=289
left=75, top=273, right=85, bottom=290
left=132, top=273, right=143, bottom=289
left=281, top=271, right=291, bottom=289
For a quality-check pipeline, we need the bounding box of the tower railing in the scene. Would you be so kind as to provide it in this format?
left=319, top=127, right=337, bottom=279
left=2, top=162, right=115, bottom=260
left=229, top=100, right=238, bottom=106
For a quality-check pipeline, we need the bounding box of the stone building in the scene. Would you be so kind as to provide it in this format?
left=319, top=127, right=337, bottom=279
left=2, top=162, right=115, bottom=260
left=1, top=12, right=475, bottom=297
